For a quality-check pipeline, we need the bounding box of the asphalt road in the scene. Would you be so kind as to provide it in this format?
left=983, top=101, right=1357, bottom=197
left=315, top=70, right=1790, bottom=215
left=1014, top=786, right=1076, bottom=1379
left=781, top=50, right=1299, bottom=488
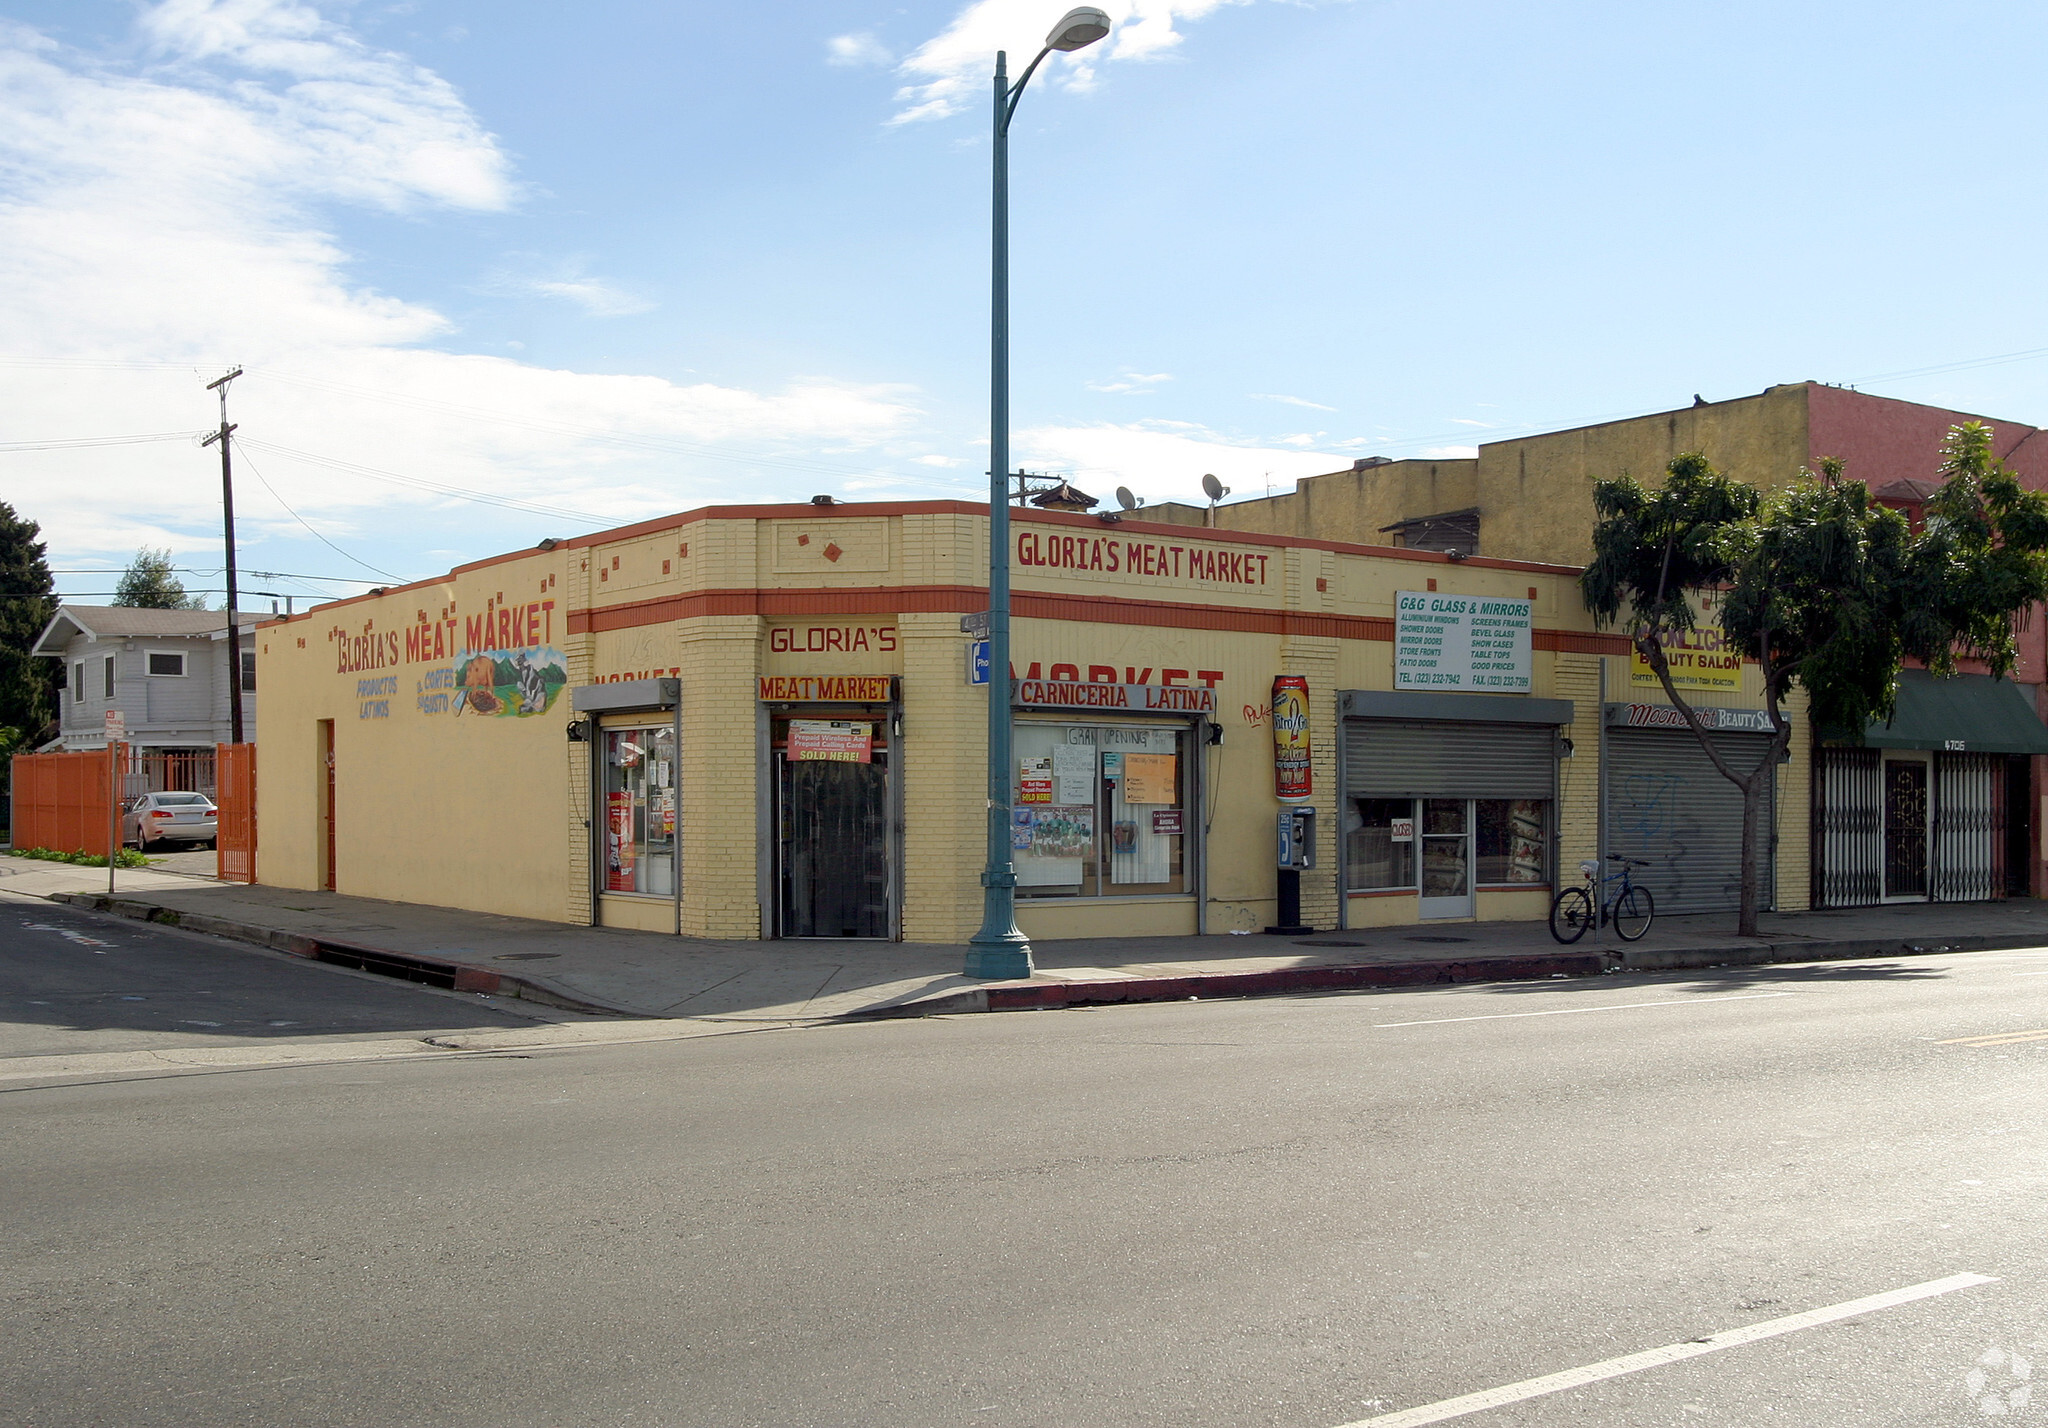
left=0, top=891, right=539, bottom=1059
left=4, top=909, right=2045, bottom=1428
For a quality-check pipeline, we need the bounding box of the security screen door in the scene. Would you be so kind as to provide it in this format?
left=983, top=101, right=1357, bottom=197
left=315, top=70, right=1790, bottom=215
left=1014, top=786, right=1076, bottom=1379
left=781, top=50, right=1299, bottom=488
left=1418, top=798, right=1474, bottom=919
left=1883, top=755, right=1930, bottom=901
left=777, top=751, right=891, bottom=938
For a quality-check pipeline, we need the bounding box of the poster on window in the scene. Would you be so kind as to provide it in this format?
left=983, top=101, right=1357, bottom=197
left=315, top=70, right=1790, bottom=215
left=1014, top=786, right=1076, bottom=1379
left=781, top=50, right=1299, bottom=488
left=1052, top=743, right=1095, bottom=804
left=1018, top=756, right=1053, bottom=804
left=788, top=719, right=872, bottom=763
left=1025, top=805, right=1095, bottom=858
left=1122, top=752, right=1176, bottom=804
left=605, top=790, right=636, bottom=891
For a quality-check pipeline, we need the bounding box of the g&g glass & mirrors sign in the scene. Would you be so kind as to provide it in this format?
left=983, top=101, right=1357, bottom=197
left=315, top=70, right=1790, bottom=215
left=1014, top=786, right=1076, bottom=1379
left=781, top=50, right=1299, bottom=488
left=1395, top=591, right=1532, bottom=691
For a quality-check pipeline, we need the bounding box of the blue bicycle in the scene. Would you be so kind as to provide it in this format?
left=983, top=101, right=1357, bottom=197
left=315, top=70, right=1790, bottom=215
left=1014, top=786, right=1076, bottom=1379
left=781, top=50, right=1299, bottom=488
left=1549, top=854, right=1655, bottom=943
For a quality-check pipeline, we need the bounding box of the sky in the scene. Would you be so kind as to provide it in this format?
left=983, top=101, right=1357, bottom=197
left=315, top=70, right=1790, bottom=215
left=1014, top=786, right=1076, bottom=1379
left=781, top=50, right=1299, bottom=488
left=6, top=0, right=2048, bottom=609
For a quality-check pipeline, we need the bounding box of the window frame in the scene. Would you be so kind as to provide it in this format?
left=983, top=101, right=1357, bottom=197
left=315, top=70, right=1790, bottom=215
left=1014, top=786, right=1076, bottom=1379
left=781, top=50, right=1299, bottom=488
left=72, top=660, right=86, bottom=705
left=1013, top=716, right=1195, bottom=902
left=145, top=649, right=188, bottom=678
left=102, top=654, right=115, bottom=699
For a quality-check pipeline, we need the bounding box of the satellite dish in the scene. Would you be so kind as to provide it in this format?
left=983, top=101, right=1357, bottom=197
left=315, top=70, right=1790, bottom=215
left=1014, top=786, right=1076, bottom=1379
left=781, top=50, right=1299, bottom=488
left=1201, top=473, right=1227, bottom=503
left=1115, top=486, right=1140, bottom=511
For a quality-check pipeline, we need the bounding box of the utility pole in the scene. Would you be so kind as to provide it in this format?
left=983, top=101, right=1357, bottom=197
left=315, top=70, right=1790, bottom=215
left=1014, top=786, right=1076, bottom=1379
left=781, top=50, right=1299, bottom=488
left=202, top=367, right=245, bottom=745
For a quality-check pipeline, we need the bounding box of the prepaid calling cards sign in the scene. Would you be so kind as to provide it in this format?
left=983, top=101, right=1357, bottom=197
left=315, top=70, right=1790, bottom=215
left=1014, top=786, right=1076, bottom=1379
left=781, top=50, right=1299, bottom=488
left=1395, top=591, right=1533, bottom=691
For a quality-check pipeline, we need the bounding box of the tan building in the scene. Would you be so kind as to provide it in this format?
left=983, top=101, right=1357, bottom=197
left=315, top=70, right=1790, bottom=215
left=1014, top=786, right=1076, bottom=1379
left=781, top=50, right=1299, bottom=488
left=1151, top=383, right=2048, bottom=907
left=254, top=499, right=1816, bottom=941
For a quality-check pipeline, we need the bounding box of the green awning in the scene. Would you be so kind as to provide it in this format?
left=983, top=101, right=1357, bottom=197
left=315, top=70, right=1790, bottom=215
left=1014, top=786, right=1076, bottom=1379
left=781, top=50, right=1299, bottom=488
left=1861, top=668, right=2048, bottom=754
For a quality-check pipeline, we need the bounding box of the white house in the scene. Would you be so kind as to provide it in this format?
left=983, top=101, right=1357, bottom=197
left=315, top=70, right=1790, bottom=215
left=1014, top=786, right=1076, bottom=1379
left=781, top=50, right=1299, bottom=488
left=32, top=606, right=259, bottom=769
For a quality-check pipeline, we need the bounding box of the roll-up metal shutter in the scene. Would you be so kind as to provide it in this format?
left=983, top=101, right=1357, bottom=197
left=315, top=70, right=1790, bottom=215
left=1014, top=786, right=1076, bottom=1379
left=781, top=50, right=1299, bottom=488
left=1345, top=720, right=1557, bottom=800
left=1606, top=727, right=1774, bottom=915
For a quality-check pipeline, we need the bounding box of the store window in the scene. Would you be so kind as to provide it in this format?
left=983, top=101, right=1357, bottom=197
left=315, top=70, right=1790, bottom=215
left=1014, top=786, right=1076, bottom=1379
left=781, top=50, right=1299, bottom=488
left=1346, top=797, right=1549, bottom=891
left=1014, top=723, right=1188, bottom=898
left=602, top=725, right=677, bottom=897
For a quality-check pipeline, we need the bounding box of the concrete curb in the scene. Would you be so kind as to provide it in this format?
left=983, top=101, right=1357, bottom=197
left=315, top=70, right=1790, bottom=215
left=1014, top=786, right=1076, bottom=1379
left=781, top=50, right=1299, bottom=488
left=866, top=930, right=2048, bottom=1018
left=43, top=891, right=636, bottom=1018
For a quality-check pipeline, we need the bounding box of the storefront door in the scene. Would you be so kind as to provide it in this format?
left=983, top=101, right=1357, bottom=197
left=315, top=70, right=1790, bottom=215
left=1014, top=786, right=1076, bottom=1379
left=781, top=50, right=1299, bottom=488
left=776, top=749, right=891, bottom=938
left=1418, top=798, right=1474, bottom=919
left=1883, top=755, right=1930, bottom=900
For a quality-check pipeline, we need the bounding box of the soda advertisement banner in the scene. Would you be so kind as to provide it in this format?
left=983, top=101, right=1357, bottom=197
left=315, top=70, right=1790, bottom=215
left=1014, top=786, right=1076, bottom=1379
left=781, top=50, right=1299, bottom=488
left=604, top=791, right=636, bottom=892
left=788, top=719, right=873, bottom=763
left=1272, top=675, right=1312, bottom=801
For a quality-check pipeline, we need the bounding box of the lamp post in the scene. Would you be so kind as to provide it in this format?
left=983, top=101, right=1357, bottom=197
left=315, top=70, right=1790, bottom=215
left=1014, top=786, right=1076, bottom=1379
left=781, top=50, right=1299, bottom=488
left=966, top=6, right=1111, bottom=980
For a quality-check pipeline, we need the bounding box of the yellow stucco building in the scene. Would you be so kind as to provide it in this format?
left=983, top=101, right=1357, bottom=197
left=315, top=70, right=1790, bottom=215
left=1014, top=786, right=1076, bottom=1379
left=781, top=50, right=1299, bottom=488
left=253, top=498, right=1814, bottom=941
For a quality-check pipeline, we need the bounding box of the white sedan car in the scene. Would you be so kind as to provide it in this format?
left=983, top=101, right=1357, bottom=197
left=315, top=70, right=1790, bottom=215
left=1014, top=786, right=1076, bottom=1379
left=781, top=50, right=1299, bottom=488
left=124, top=791, right=219, bottom=849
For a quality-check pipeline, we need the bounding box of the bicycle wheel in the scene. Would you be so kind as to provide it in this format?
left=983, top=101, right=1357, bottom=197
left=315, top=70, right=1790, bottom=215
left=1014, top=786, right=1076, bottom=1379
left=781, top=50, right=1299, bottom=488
left=1549, top=886, right=1595, bottom=944
left=1613, top=886, right=1655, bottom=942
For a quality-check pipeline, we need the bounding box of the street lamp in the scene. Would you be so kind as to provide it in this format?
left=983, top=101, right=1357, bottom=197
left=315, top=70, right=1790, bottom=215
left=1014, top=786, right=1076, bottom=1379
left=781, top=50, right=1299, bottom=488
left=965, top=6, right=1111, bottom=981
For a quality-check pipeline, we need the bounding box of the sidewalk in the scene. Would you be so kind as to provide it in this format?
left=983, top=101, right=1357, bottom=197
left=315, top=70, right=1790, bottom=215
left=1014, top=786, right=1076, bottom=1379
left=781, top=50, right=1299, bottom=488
left=13, top=854, right=2048, bottom=1022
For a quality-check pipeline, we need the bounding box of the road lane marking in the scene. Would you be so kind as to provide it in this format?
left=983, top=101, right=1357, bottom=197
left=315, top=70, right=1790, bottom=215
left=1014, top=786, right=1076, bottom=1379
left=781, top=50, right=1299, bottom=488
left=1335, top=1273, right=1998, bottom=1428
left=1941, top=1028, right=2048, bottom=1046
left=1373, top=992, right=1794, bottom=1028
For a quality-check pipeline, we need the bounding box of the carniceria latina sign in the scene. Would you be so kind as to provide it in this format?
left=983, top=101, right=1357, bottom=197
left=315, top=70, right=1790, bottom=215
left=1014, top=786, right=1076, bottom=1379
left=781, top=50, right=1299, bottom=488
left=1395, top=591, right=1533, bottom=691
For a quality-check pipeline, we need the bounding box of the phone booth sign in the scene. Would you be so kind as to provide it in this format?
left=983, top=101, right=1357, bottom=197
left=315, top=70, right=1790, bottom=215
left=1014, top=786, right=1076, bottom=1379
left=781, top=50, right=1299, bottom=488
left=1271, top=675, right=1312, bottom=802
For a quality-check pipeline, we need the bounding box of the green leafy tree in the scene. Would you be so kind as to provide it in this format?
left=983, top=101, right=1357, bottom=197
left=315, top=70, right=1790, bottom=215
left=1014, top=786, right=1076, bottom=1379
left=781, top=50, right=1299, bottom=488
left=0, top=503, right=58, bottom=748
left=1582, top=423, right=2048, bottom=935
left=113, top=547, right=203, bottom=609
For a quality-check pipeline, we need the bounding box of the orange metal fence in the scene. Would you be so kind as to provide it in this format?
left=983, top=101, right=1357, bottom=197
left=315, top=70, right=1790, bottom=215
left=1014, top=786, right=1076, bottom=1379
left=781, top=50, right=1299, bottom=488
left=10, top=749, right=117, bottom=858
left=216, top=742, right=256, bottom=883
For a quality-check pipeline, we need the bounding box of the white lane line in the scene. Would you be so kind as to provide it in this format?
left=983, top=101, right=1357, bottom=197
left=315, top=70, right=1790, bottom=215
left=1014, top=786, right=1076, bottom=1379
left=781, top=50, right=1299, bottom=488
left=1336, top=1272, right=1998, bottom=1428
left=1373, top=991, right=1794, bottom=1028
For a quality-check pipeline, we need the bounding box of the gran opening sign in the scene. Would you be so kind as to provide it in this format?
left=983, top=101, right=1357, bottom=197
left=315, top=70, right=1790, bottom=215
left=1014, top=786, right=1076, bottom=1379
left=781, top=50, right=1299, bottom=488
left=1395, top=591, right=1533, bottom=692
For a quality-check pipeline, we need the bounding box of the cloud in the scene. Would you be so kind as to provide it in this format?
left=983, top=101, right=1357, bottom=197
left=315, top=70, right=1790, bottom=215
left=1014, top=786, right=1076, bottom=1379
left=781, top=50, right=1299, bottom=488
left=481, top=260, right=656, bottom=317
left=1447, top=418, right=1492, bottom=428
left=914, top=453, right=965, bottom=467
left=1016, top=418, right=1340, bottom=506
left=827, top=32, right=893, bottom=67
left=0, top=4, right=932, bottom=586
left=1087, top=370, right=1172, bottom=394
left=887, top=0, right=1250, bottom=125
left=1251, top=392, right=1335, bottom=412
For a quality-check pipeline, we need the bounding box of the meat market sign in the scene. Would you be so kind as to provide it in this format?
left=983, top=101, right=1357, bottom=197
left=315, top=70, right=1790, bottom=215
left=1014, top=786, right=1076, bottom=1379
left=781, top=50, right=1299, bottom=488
left=1015, top=529, right=1271, bottom=589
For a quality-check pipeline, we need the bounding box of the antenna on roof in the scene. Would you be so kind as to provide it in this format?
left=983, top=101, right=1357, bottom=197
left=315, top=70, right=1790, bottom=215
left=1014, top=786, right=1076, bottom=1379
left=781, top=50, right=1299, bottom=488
left=1200, top=473, right=1229, bottom=527
left=1115, top=486, right=1141, bottom=512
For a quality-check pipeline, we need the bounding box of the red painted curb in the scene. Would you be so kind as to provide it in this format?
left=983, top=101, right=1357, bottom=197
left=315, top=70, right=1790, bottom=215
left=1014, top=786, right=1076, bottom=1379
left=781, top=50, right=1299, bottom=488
left=980, top=953, right=1611, bottom=1012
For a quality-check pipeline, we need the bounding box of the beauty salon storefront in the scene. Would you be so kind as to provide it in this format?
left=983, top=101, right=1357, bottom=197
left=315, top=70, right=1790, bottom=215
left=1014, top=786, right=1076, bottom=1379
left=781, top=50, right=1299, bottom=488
left=253, top=499, right=1646, bottom=943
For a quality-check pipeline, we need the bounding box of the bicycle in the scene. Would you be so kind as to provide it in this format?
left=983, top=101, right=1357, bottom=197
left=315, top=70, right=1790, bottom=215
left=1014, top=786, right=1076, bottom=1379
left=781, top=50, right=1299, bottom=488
left=1548, top=854, right=1656, bottom=944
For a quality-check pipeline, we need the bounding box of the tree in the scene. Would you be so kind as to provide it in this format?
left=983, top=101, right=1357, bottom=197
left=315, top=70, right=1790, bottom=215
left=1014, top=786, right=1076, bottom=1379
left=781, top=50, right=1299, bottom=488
left=113, top=547, right=203, bottom=610
left=1582, top=423, right=2048, bottom=935
left=0, top=502, right=58, bottom=749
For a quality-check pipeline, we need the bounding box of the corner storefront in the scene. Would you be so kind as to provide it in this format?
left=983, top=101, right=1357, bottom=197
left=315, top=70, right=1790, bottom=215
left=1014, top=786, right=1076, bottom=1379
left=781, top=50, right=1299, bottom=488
left=250, top=500, right=1710, bottom=942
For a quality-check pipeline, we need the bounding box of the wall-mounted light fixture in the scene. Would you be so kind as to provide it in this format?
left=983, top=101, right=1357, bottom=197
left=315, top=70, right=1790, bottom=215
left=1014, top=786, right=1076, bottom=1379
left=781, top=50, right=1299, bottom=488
left=565, top=718, right=590, bottom=743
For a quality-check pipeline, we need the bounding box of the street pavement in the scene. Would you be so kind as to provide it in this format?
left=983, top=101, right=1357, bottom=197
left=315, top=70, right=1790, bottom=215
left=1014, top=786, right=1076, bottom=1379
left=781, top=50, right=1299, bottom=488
left=3, top=922, right=2045, bottom=1427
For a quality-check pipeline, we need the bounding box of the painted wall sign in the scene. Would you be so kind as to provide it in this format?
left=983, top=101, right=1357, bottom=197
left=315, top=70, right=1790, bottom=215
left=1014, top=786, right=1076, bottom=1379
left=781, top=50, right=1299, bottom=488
left=1607, top=703, right=1775, bottom=734
left=787, top=719, right=873, bottom=763
left=1012, top=661, right=1224, bottom=688
left=757, top=675, right=893, bottom=702
left=1629, top=627, right=1742, bottom=691
left=1015, top=529, right=1271, bottom=588
left=1271, top=675, right=1312, bottom=801
left=1014, top=681, right=1217, bottom=713
left=768, top=625, right=898, bottom=654
left=1394, top=591, right=1532, bottom=691
left=448, top=647, right=568, bottom=718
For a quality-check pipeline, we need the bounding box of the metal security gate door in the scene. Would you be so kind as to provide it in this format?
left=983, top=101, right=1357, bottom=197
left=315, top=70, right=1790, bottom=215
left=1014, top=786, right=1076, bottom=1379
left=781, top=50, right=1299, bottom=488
left=777, top=755, right=891, bottom=938
left=1933, top=752, right=2002, bottom=902
left=1605, top=728, right=1774, bottom=915
left=1814, top=747, right=1882, bottom=907
left=1882, top=756, right=1929, bottom=900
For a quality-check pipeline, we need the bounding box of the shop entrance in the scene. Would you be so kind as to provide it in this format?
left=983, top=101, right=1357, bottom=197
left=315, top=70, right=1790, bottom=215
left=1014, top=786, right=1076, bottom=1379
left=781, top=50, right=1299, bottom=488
left=773, top=715, right=893, bottom=939
left=1883, top=754, right=1930, bottom=901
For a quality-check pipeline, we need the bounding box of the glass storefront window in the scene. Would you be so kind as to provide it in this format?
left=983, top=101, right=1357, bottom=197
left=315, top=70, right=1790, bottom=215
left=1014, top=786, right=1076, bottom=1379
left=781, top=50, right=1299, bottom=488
left=1014, top=722, right=1187, bottom=898
left=1347, top=797, right=1549, bottom=892
left=1476, top=799, right=1548, bottom=884
left=1346, top=797, right=1417, bottom=890
left=602, top=725, right=677, bottom=897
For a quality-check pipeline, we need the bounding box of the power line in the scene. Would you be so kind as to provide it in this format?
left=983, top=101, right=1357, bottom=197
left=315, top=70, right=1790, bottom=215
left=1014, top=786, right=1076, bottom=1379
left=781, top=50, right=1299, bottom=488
left=234, top=447, right=405, bottom=582
left=238, top=438, right=614, bottom=525
left=0, top=432, right=200, bottom=452
left=51, top=566, right=382, bottom=584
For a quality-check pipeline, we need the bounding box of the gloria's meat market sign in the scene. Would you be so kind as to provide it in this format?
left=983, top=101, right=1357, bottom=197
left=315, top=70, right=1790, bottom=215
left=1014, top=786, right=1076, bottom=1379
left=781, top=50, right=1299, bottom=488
left=1015, top=529, right=1271, bottom=589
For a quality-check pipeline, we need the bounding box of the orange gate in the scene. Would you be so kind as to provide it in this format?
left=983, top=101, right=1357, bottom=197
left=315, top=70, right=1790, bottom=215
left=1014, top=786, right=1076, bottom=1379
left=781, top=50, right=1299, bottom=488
left=10, top=748, right=118, bottom=858
left=216, top=742, right=256, bottom=883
